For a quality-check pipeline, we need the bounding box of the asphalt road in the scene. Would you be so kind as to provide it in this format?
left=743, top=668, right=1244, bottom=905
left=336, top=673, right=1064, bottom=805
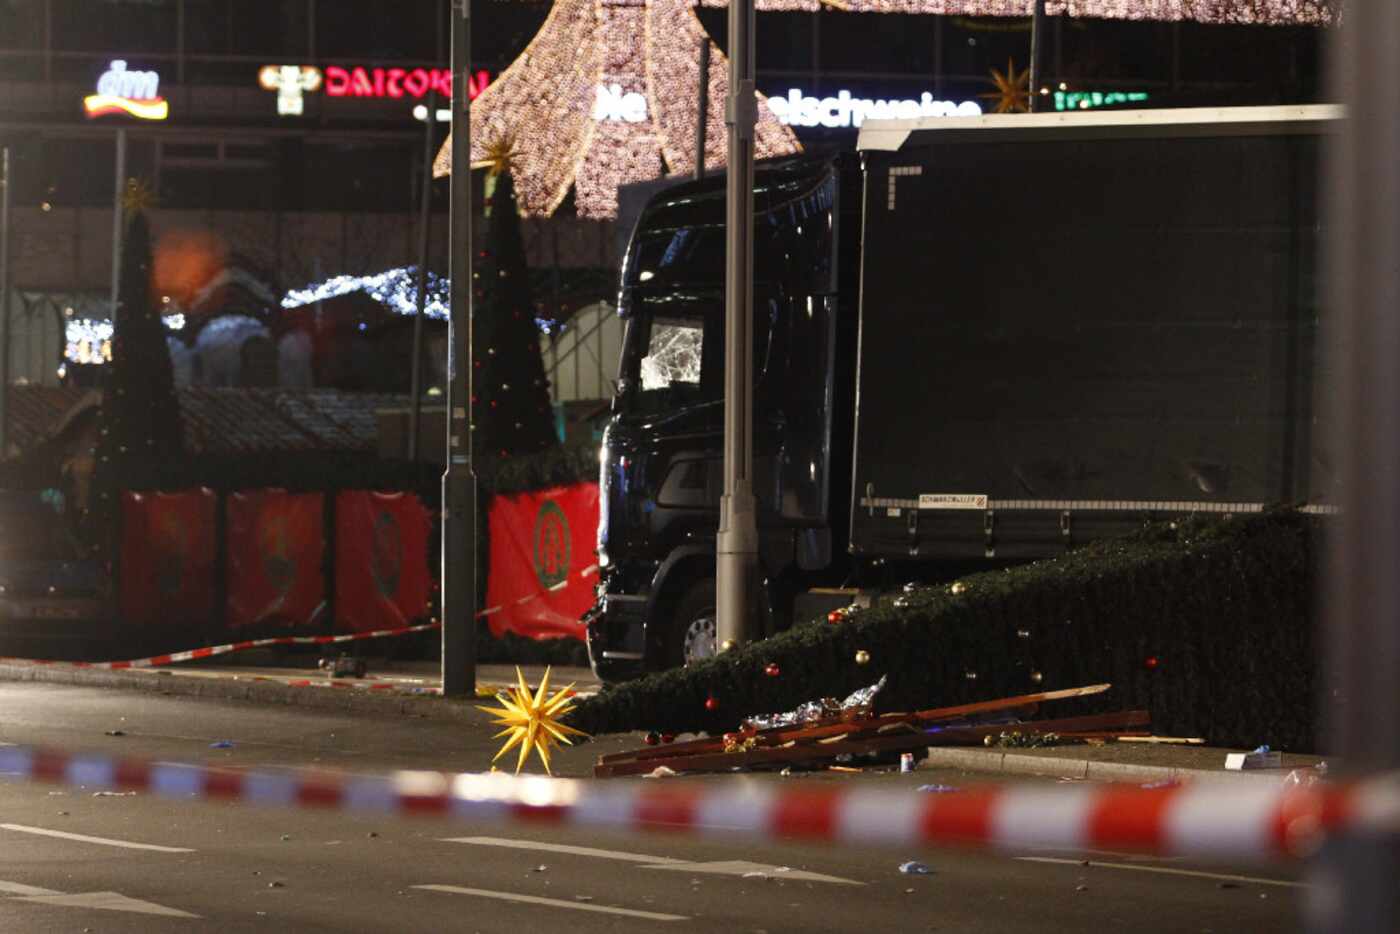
left=0, top=682, right=1308, bottom=933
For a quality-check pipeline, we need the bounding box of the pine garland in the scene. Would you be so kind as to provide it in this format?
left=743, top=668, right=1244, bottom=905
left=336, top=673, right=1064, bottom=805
left=568, top=511, right=1320, bottom=751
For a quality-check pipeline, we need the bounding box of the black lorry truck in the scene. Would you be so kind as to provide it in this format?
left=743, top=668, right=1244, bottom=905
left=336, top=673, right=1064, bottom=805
left=586, top=105, right=1337, bottom=682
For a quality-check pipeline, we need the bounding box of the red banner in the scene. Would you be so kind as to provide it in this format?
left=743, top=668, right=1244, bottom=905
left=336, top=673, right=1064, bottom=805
left=334, top=492, right=431, bottom=633
left=119, top=489, right=218, bottom=629
left=226, top=491, right=325, bottom=631
left=486, top=482, right=598, bottom=641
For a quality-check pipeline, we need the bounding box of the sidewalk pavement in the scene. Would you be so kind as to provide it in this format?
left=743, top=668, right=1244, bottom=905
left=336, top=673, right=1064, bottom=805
left=0, top=654, right=1324, bottom=785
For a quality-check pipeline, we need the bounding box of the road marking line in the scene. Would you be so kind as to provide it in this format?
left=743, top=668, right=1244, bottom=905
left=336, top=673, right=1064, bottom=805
left=441, top=836, right=862, bottom=884
left=0, top=823, right=194, bottom=853
left=440, top=836, right=685, bottom=864
left=1016, top=856, right=1307, bottom=889
left=0, top=880, right=62, bottom=897
left=12, top=891, right=200, bottom=918
left=414, top=885, right=687, bottom=921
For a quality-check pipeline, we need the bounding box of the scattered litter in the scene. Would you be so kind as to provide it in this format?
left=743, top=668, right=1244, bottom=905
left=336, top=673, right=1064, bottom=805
left=774, top=867, right=792, bottom=873
left=46, top=791, right=65, bottom=796
left=595, top=683, right=1141, bottom=778
left=904, top=888, right=915, bottom=894
left=367, top=831, right=379, bottom=838
left=827, top=765, right=862, bottom=773
left=1140, top=780, right=1178, bottom=790
left=56, top=810, right=68, bottom=816
left=532, top=865, right=548, bottom=873
left=92, top=790, right=136, bottom=797
left=643, top=766, right=679, bottom=778
left=574, top=895, right=593, bottom=902
left=280, top=834, right=291, bottom=841
left=1218, top=882, right=1241, bottom=889
left=742, top=871, right=771, bottom=880
left=899, top=752, right=915, bottom=772
left=104, top=730, right=125, bottom=737
left=898, top=861, right=931, bottom=875
left=1225, top=746, right=1282, bottom=771
left=916, top=784, right=960, bottom=794
left=1075, top=884, right=1089, bottom=892
left=1284, top=766, right=1326, bottom=787
left=209, top=740, right=235, bottom=749
left=268, top=881, right=285, bottom=889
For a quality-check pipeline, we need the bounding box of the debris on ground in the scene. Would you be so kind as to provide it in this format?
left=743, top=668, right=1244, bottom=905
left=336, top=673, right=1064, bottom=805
left=916, top=784, right=960, bottom=793
left=595, top=682, right=1149, bottom=777
left=899, top=862, right=932, bottom=875
left=1225, top=745, right=1283, bottom=770
left=104, top=730, right=125, bottom=737
left=319, top=654, right=368, bottom=679
left=92, top=790, right=137, bottom=797
left=982, top=730, right=1063, bottom=748
left=209, top=740, right=235, bottom=749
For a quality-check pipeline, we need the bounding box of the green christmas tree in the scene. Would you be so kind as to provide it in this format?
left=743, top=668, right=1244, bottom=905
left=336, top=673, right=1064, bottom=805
left=89, top=184, right=184, bottom=538
left=472, top=156, right=558, bottom=459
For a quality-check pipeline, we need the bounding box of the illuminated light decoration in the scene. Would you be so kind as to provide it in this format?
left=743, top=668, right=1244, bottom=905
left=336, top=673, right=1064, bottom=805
left=259, top=65, right=323, bottom=116
left=64, top=316, right=183, bottom=365
left=323, top=66, right=490, bottom=101
left=281, top=266, right=449, bottom=319
left=84, top=60, right=168, bottom=121
left=413, top=105, right=453, bottom=123
left=766, top=88, right=981, bottom=128
left=436, top=0, right=1329, bottom=219
left=692, top=0, right=1335, bottom=23
left=982, top=59, right=1031, bottom=113
left=1054, top=89, right=1150, bottom=111
left=433, top=0, right=800, bottom=219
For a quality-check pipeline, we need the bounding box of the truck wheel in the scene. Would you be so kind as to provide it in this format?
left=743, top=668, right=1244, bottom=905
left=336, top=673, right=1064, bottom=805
left=666, top=578, right=717, bottom=668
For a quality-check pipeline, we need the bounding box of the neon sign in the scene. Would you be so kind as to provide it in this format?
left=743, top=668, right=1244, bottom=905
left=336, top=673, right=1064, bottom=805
left=323, top=66, right=490, bottom=101
left=84, top=60, right=168, bottom=121
left=259, top=65, right=323, bottom=116
left=1053, top=90, right=1150, bottom=112
left=765, top=89, right=980, bottom=129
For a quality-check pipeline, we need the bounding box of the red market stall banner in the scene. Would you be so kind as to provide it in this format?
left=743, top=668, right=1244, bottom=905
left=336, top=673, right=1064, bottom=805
left=120, top=489, right=218, bottom=629
left=226, top=491, right=325, bottom=631
left=334, top=492, right=431, bottom=634
left=486, top=482, right=598, bottom=641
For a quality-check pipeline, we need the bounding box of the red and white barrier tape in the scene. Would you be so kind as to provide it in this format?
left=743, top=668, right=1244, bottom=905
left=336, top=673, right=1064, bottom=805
left=1, top=744, right=1396, bottom=862
left=0, top=563, right=600, bottom=672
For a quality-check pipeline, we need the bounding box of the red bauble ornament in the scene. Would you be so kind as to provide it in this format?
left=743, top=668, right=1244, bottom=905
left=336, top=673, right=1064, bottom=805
left=660, top=733, right=675, bottom=744
left=1145, top=656, right=1160, bottom=670
left=764, top=663, right=780, bottom=677
left=704, top=696, right=719, bottom=712
left=827, top=610, right=844, bottom=624
left=644, top=732, right=660, bottom=746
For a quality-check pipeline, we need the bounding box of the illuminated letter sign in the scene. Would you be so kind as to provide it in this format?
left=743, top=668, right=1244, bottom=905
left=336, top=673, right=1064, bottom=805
left=84, top=60, right=168, bottom=120
left=1053, top=90, right=1149, bottom=112
left=593, top=84, right=647, bottom=123
left=320, top=66, right=489, bottom=100
left=764, top=89, right=980, bottom=129
left=259, top=65, right=323, bottom=116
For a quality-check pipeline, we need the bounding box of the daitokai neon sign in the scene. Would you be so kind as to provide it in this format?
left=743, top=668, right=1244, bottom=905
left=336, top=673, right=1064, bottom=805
left=84, top=60, right=168, bottom=121
left=323, top=66, right=490, bottom=101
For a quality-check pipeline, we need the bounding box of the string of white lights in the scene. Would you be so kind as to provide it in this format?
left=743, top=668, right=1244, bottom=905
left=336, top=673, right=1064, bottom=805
left=699, top=0, right=1335, bottom=23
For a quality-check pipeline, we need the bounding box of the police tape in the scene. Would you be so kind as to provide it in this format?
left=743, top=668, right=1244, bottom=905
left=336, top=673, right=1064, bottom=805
left=1, top=743, right=1396, bottom=862
left=0, top=563, right=600, bottom=673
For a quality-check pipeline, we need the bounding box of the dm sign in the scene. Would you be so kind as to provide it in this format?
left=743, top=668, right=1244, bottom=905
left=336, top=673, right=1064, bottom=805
left=85, top=60, right=168, bottom=121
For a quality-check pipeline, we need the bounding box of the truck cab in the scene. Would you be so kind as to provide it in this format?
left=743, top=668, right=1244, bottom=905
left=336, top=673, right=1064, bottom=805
left=587, top=156, right=861, bottom=682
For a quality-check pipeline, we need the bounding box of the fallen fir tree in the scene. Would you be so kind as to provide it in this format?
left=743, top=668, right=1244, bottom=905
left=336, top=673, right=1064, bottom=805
left=566, top=511, right=1319, bottom=752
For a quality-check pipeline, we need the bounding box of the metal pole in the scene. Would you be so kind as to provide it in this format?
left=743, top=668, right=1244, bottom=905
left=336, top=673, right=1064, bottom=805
left=0, top=147, right=12, bottom=455
left=694, top=39, right=710, bottom=181
left=716, top=0, right=758, bottom=653
left=409, top=92, right=435, bottom=462
left=1028, top=0, right=1046, bottom=113
left=441, top=0, right=476, bottom=697
left=110, top=129, right=126, bottom=317
left=1315, top=7, right=1400, bottom=934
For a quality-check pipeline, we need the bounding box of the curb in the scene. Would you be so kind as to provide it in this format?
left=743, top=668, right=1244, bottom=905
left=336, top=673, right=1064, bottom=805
left=923, top=746, right=1299, bottom=787
left=0, top=661, right=474, bottom=722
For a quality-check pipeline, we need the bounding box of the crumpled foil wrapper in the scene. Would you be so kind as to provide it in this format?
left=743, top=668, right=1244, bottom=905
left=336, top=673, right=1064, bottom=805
left=742, top=675, right=887, bottom=731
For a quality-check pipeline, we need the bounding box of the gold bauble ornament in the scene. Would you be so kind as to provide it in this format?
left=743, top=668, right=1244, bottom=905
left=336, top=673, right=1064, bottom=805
left=950, top=581, right=967, bottom=595
left=854, top=650, right=871, bottom=666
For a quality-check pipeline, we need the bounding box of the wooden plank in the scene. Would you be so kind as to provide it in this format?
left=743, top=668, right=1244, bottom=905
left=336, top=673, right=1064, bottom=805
left=594, top=682, right=1113, bottom=769
left=595, top=708, right=1148, bottom=777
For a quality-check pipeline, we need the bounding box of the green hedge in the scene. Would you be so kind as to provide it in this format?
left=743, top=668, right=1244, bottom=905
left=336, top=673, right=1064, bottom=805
left=567, top=511, right=1320, bottom=751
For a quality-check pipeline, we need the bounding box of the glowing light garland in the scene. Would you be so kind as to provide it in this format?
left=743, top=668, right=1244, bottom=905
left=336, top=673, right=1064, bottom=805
left=435, top=0, right=1333, bottom=218
left=65, top=315, right=184, bottom=365
left=281, top=266, right=450, bottom=319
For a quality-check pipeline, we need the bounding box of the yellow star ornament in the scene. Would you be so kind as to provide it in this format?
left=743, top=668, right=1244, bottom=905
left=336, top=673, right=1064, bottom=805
left=980, top=58, right=1031, bottom=114
left=478, top=666, right=588, bottom=774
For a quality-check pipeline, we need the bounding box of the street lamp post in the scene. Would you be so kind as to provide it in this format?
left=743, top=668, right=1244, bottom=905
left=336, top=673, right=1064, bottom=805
left=442, top=0, right=477, bottom=697
left=715, top=0, right=759, bottom=653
